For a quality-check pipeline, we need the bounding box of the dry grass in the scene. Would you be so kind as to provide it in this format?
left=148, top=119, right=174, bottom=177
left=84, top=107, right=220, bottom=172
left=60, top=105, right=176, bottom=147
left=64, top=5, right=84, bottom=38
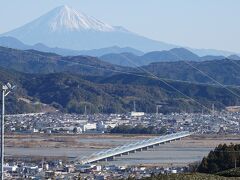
left=4, top=133, right=240, bottom=149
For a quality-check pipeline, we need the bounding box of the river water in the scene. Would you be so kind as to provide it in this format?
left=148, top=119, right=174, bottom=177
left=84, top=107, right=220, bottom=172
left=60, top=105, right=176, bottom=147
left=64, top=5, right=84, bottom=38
left=5, top=136, right=213, bottom=166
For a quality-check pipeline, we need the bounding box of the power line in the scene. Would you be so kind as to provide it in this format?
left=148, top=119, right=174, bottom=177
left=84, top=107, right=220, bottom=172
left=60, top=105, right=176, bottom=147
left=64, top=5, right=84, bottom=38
left=25, top=49, right=240, bottom=112
left=168, top=51, right=240, bottom=99
left=66, top=50, right=240, bottom=112
left=109, top=50, right=213, bottom=112
left=181, top=60, right=240, bottom=98
left=25, top=50, right=240, bottom=88
left=226, top=58, right=240, bottom=70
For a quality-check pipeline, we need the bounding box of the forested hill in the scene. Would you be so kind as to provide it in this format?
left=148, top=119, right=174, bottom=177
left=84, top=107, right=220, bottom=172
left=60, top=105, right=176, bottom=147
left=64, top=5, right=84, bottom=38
left=1, top=65, right=240, bottom=114
left=1, top=46, right=240, bottom=114
left=0, top=46, right=133, bottom=75
left=143, top=59, right=240, bottom=86
left=1, top=46, right=240, bottom=87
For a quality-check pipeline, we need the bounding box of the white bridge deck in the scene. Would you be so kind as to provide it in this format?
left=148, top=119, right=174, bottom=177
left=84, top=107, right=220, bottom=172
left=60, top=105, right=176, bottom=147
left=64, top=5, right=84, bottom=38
left=78, top=131, right=191, bottom=164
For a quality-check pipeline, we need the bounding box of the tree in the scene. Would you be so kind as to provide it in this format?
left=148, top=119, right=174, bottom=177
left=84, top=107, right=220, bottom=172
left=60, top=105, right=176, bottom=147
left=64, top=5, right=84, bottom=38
left=198, top=157, right=209, bottom=173
left=197, top=144, right=240, bottom=173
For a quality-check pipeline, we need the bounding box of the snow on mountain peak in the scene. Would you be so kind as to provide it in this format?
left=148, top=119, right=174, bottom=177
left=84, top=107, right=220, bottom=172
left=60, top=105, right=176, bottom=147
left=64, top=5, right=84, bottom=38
left=47, top=5, right=115, bottom=32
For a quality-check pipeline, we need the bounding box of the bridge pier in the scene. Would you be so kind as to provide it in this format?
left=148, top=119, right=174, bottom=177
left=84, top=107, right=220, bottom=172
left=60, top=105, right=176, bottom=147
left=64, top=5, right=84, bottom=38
left=136, top=148, right=142, bottom=152
left=123, top=152, right=129, bottom=155
left=148, top=145, right=154, bottom=149
left=130, top=150, right=136, bottom=153
left=107, top=156, right=115, bottom=161
left=142, top=147, right=148, bottom=151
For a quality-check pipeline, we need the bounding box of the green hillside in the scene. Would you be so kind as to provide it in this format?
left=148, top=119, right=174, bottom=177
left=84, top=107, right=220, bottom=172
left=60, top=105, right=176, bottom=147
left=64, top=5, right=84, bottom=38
left=1, top=46, right=240, bottom=114
left=140, top=173, right=240, bottom=180
left=217, top=168, right=240, bottom=177
left=0, top=66, right=240, bottom=114
left=0, top=46, right=131, bottom=75
left=143, top=59, right=240, bottom=86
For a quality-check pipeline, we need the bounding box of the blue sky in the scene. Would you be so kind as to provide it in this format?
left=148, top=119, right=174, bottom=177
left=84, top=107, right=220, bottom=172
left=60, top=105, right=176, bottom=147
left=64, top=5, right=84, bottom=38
left=0, top=0, right=240, bottom=52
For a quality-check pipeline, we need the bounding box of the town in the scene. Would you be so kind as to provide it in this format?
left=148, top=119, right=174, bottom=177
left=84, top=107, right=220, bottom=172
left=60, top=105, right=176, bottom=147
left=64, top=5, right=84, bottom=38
left=5, top=110, right=240, bottom=135
left=2, top=109, right=240, bottom=179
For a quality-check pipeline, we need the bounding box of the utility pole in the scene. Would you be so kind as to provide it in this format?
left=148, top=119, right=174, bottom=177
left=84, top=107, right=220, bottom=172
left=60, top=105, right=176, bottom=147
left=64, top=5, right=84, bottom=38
left=133, top=101, right=136, bottom=112
left=1, top=86, right=5, bottom=180
left=212, top=104, right=215, bottom=115
left=1, top=83, right=15, bottom=180
left=84, top=105, right=87, bottom=115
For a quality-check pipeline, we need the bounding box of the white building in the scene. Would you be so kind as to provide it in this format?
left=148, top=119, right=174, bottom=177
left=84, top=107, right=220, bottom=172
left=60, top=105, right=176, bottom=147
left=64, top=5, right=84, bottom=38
left=130, top=111, right=145, bottom=117
left=82, top=123, right=97, bottom=132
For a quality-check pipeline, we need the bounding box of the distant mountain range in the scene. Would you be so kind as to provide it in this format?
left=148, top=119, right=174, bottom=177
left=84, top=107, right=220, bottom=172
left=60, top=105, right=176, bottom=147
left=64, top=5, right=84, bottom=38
left=0, top=46, right=133, bottom=75
left=0, top=46, right=240, bottom=114
left=1, top=5, right=239, bottom=56
left=1, top=45, right=240, bottom=87
left=100, top=48, right=240, bottom=67
left=1, top=36, right=240, bottom=68
left=0, top=36, right=144, bottom=56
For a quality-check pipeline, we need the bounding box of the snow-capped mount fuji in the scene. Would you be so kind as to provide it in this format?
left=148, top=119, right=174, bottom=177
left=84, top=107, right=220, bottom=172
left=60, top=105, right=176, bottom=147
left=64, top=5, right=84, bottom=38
left=46, top=5, right=115, bottom=32
left=1, top=5, right=176, bottom=51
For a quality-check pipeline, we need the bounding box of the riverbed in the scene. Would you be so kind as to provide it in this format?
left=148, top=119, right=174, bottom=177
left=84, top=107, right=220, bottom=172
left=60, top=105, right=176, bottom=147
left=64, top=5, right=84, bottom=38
left=5, top=134, right=240, bottom=166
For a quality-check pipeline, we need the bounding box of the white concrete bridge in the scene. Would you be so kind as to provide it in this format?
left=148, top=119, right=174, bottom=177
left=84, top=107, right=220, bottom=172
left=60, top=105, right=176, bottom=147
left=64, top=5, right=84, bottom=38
left=78, top=131, right=191, bottom=164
